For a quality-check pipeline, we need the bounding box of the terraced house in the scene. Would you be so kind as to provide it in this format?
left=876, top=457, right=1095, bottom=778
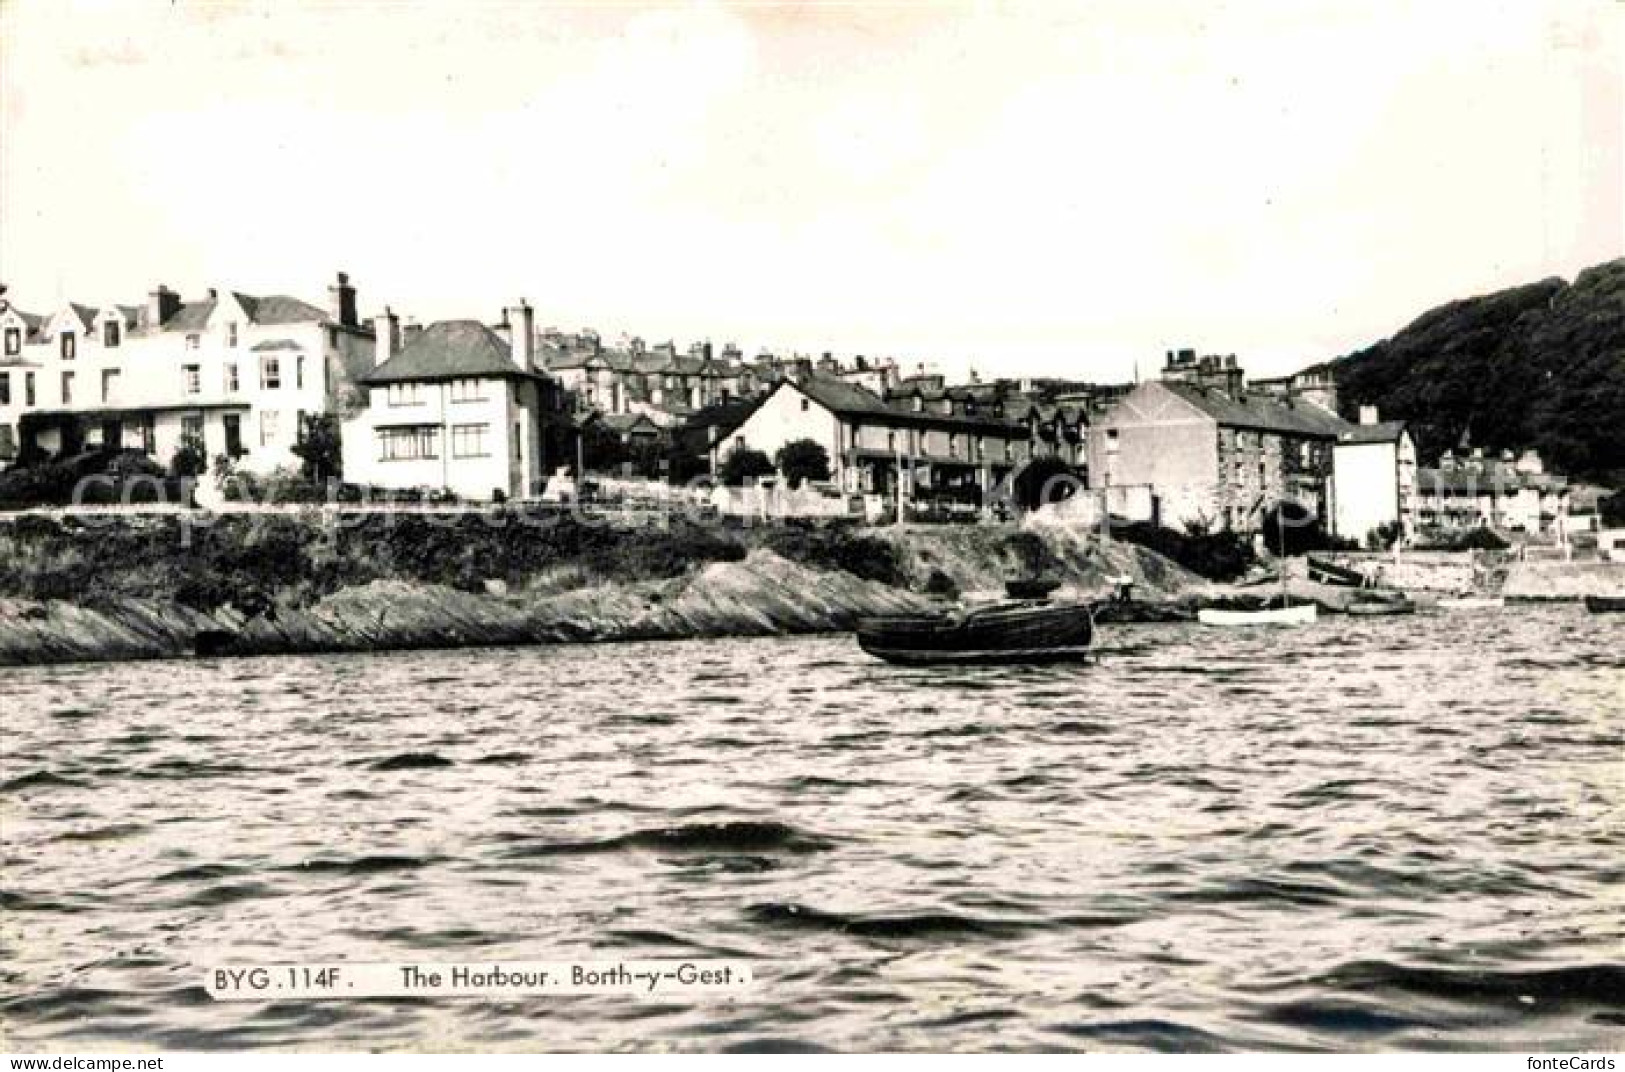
left=0, top=273, right=374, bottom=472
left=541, top=334, right=758, bottom=425
left=723, top=371, right=1037, bottom=514
left=1089, top=353, right=1353, bottom=535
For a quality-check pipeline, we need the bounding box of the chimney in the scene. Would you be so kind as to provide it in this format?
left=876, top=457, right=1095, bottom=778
left=1359, top=404, right=1379, bottom=425
left=327, top=271, right=358, bottom=328
left=402, top=316, right=424, bottom=345
left=207, top=287, right=218, bottom=300
left=506, top=299, right=534, bottom=368
left=146, top=285, right=180, bottom=330
left=372, top=307, right=400, bottom=366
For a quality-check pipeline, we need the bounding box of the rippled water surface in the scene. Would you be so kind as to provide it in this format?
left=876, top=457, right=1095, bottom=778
left=4, top=607, right=1622, bottom=1051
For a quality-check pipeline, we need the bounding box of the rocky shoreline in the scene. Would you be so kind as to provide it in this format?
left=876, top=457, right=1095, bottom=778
left=0, top=518, right=1211, bottom=667
left=4, top=514, right=1616, bottom=668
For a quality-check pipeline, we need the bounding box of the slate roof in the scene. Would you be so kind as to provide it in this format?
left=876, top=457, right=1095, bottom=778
left=234, top=293, right=327, bottom=326
left=789, top=372, right=1026, bottom=435
left=1158, top=380, right=1352, bottom=438
left=361, top=320, right=531, bottom=385
left=251, top=338, right=304, bottom=352
left=1337, top=419, right=1409, bottom=445
left=164, top=299, right=217, bottom=332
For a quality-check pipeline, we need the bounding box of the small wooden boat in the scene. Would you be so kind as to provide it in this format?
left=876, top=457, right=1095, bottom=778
left=1306, top=556, right=1368, bottom=587
left=1346, top=599, right=1415, bottom=616
left=856, top=600, right=1095, bottom=665
left=1438, top=596, right=1505, bottom=610
left=1584, top=595, right=1625, bottom=614
left=1197, top=603, right=1317, bottom=627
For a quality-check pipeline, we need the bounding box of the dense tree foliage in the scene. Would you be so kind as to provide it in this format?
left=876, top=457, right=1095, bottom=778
left=1317, top=259, right=1624, bottom=486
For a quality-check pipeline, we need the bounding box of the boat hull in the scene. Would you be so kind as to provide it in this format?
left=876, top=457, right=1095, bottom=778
left=1438, top=597, right=1505, bottom=610
left=856, top=602, right=1095, bottom=665
left=1347, top=601, right=1415, bottom=616
left=1197, top=604, right=1317, bottom=626
left=1584, top=595, right=1625, bottom=614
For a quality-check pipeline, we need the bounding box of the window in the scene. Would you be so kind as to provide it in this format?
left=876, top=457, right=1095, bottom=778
left=227, top=322, right=238, bottom=348
left=296, top=355, right=305, bottom=389
left=223, top=414, right=243, bottom=458
left=259, top=409, right=280, bottom=447
left=104, top=321, right=120, bottom=347
left=513, top=422, right=522, bottom=461
left=0, top=372, right=8, bottom=405
left=450, top=378, right=487, bottom=403
left=800, top=397, right=810, bottom=412
left=260, top=355, right=281, bottom=390
left=60, top=332, right=75, bottom=360
left=25, top=372, right=36, bottom=407
left=183, top=364, right=201, bottom=395
left=388, top=383, right=422, bottom=406
left=181, top=415, right=204, bottom=450
left=948, top=433, right=959, bottom=458
left=61, top=370, right=74, bottom=404
left=1105, top=427, right=1120, bottom=455
left=186, top=334, right=200, bottom=350
left=913, top=396, right=923, bottom=413
left=224, top=362, right=240, bottom=394
left=378, top=425, right=438, bottom=461
left=887, top=430, right=896, bottom=452
left=101, top=369, right=120, bottom=404
left=3, top=327, right=18, bottom=355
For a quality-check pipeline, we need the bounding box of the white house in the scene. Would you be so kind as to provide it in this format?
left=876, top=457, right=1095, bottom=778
left=0, top=273, right=374, bottom=472
left=341, top=304, right=549, bottom=501
left=1330, top=408, right=1417, bottom=543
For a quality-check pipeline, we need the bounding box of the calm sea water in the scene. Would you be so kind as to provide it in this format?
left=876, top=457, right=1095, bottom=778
left=3, top=607, right=1622, bottom=1052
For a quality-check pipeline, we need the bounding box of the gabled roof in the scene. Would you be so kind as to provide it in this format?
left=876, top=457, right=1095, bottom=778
left=600, top=413, right=661, bottom=435
left=236, top=293, right=327, bottom=326
left=361, top=320, right=529, bottom=384
left=67, top=303, right=99, bottom=332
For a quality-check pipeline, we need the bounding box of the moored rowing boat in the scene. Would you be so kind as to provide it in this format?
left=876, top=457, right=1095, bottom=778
left=856, top=600, right=1095, bottom=665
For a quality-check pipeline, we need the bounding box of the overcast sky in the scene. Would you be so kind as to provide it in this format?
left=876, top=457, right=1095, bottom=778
left=1, top=0, right=1619, bottom=381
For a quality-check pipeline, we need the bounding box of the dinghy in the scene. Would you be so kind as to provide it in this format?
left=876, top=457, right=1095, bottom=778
left=1197, top=603, right=1317, bottom=627
left=1438, top=596, right=1505, bottom=610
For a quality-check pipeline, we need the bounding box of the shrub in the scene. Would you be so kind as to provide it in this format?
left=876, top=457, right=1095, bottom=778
left=775, top=439, right=831, bottom=489
left=757, top=520, right=906, bottom=585
left=718, top=446, right=775, bottom=486
left=1114, top=521, right=1256, bottom=581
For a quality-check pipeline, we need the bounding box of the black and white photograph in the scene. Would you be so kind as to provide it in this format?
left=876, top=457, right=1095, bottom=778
left=1, top=0, right=1621, bottom=1060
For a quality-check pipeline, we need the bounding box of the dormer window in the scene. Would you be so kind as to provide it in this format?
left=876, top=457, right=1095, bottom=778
left=186, top=334, right=200, bottom=350
left=227, top=322, right=239, bottom=348
left=3, top=328, right=18, bottom=356
left=103, top=321, right=120, bottom=347
left=60, top=332, right=75, bottom=360
left=800, top=397, right=810, bottom=412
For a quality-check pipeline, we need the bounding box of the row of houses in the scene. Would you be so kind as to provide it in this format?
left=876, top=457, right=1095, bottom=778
left=0, top=277, right=1582, bottom=540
